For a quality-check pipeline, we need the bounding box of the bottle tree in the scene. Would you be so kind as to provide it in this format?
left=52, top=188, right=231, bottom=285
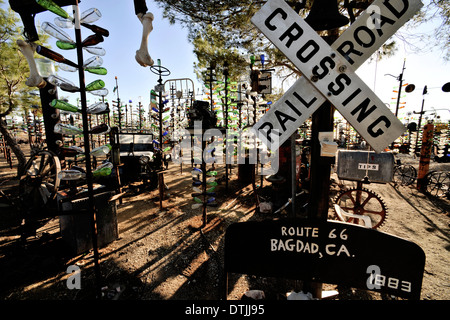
left=36, top=3, right=112, bottom=180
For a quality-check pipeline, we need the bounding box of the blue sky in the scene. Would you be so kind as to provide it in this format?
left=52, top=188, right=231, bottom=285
left=7, top=0, right=203, bottom=109
left=4, top=0, right=450, bottom=123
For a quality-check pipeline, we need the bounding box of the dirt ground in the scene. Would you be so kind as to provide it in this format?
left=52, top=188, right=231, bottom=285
left=0, top=148, right=449, bottom=301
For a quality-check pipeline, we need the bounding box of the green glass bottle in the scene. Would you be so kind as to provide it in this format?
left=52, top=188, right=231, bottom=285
left=56, top=40, right=76, bottom=50
left=193, top=197, right=203, bottom=204
left=85, top=67, right=107, bottom=75
left=50, top=99, right=79, bottom=112
left=36, top=0, right=69, bottom=19
left=93, top=167, right=112, bottom=177
left=85, top=79, right=105, bottom=91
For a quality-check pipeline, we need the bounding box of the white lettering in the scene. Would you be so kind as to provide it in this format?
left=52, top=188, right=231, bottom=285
left=280, top=226, right=319, bottom=237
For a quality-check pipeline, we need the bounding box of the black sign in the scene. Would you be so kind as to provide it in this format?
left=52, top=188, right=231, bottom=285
left=225, top=219, right=425, bottom=299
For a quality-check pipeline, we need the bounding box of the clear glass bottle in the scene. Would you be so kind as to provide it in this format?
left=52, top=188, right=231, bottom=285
left=80, top=8, right=102, bottom=24
left=54, top=123, right=83, bottom=135
left=90, top=144, right=111, bottom=157
left=58, top=169, right=85, bottom=181
left=42, top=22, right=73, bottom=42
left=86, top=102, right=108, bottom=114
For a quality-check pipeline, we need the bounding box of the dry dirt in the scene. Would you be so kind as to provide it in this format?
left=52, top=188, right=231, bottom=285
left=0, top=150, right=449, bottom=302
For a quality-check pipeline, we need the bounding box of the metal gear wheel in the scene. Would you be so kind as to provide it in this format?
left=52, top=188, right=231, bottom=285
left=333, top=187, right=388, bottom=229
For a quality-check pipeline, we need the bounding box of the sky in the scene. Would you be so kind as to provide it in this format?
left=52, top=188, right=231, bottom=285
left=4, top=0, right=449, bottom=123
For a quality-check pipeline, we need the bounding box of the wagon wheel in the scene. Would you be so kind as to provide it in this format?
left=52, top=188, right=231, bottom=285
left=393, top=164, right=417, bottom=186
left=333, top=187, right=388, bottom=229
left=19, top=150, right=61, bottom=213
left=426, top=171, right=450, bottom=198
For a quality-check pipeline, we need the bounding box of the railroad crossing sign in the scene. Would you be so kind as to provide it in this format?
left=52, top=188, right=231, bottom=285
left=252, top=0, right=423, bottom=153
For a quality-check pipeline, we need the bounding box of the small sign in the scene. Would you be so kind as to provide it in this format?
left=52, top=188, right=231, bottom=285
left=154, top=84, right=164, bottom=92
left=358, top=163, right=379, bottom=171
left=225, top=219, right=425, bottom=299
left=259, top=71, right=272, bottom=94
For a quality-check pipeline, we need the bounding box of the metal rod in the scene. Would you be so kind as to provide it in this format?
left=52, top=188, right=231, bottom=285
left=73, top=1, right=101, bottom=299
left=394, top=59, right=406, bottom=117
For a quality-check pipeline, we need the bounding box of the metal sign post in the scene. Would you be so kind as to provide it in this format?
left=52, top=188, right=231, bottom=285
left=245, top=0, right=424, bottom=299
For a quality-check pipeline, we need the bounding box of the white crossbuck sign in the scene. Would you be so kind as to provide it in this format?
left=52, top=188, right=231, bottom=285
left=251, top=0, right=423, bottom=153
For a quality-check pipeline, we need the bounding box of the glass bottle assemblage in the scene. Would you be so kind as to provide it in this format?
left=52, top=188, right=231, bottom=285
left=58, top=169, right=86, bottom=181
left=90, top=144, right=111, bottom=157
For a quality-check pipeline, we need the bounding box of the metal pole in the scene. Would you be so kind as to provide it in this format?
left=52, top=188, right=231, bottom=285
left=394, top=59, right=406, bottom=117
left=115, top=76, right=121, bottom=129
left=201, top=137, right=207, bottom=228
left=73, top=1, right=101, bottom=298
left=417, top=122, right=434, bottom=192
left=290, top=133, right=296, bottom=217
left=158, top=76, right=163, bottom=147
left=415, top=88, right=427, bottom=149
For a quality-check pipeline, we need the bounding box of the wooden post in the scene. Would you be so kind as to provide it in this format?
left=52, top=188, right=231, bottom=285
left=306, top=30, right=339, bottom=298
left=417, top=122, right=434, bottom=192
left=306, top=100, right=335, bottom=299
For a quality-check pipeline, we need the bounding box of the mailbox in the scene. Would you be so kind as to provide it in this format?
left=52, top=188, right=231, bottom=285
left=336, top=150, right=394, bottom=183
